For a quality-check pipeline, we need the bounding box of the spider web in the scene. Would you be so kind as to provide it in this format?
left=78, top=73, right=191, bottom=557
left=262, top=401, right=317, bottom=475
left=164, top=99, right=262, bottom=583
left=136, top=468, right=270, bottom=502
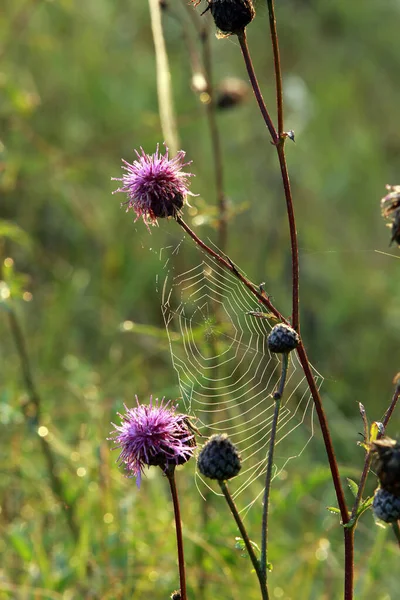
left=156, top=233, right=323, bottom=505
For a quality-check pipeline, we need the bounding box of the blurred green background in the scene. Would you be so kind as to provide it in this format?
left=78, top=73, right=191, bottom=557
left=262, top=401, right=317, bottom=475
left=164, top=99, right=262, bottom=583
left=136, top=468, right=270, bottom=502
left=1, top=0, right=400, bottom=598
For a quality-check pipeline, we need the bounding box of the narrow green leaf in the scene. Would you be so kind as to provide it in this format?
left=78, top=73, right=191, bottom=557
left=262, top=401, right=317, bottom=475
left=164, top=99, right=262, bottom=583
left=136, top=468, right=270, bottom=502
left=347, top=478, right=359, bottom=498
left=327, top=506, right=341, bottom=515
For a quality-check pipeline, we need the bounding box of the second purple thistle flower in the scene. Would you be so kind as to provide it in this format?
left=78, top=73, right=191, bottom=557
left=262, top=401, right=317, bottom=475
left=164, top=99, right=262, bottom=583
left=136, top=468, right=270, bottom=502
left=112, top=144, right=196, bottom=229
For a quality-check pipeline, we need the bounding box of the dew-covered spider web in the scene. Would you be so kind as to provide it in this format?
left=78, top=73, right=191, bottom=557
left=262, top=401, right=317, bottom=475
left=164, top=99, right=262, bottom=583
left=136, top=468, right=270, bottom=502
left=155, top=232, right=323, bottom=508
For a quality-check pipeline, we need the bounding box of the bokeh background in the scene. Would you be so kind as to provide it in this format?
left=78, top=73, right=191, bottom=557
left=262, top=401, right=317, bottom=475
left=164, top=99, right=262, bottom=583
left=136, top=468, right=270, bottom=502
left=1, top=0, right=400, bottom=598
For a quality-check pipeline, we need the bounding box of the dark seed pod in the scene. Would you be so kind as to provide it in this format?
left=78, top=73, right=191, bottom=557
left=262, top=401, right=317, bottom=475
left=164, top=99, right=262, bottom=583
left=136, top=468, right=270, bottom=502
left=267, top=323, right=300, bottom=354
left=371, top=437, right=400, bottom=496
left=204, top=0, right=255, bottom=36
left=197, top=434, right=241, bottom=480
left=170, top=591, right=181, bottom=600
left=373, top=488, right=400, bottom=523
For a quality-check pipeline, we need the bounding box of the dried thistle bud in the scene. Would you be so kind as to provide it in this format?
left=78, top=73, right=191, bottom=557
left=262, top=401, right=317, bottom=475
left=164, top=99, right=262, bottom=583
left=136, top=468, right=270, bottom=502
left=371, top=437, right=400, bottom=496
left=373, top=488, right=400, bottom=523
left=170, top=591, right=181, bottom=600
left=200, top=0, right=255, bottom=36
left=197, top=434, right=241, bottom=480
left=216, top=77, right=249, bottom=110
left=267, top=323, right=300, bottom=354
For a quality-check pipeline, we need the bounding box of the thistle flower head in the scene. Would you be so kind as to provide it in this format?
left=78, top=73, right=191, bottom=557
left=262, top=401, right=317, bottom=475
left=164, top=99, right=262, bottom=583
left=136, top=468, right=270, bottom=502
left=109, top=396, right=196, bottom=487
left=112, top=144, right=196, bottom=230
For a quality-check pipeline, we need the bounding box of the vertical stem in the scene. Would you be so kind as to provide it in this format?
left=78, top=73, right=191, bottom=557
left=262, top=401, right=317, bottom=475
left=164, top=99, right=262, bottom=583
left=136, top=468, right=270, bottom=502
left=260, top=354, right=288, bottom=580
left=201, top=27, right=227, bottom=251
left=344, top=528, right=354, bottom=600
left=167, top=468, right=188, bottom=600
left=7, top=306, right=79, bottom=541
left=382, top=385, right=400, bottom=430
left=218, top=480, right=269, bottom=600
left=148, top=0, right=180, bottom=155
left=237, top=31, right=299, bottom=331
left=265, top=0, right=284, bottom=135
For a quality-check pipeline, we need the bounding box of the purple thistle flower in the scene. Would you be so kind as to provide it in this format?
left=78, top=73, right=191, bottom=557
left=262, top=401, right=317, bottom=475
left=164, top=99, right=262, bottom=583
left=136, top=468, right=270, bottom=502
left=109, top=396, right=196, bottom=487
left=112, top=144, right=196, bottom=230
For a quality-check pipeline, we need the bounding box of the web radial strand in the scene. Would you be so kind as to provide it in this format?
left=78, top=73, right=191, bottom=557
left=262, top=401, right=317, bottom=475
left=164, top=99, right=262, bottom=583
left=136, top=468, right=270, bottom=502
left=160, top=242, right=323, bottom=500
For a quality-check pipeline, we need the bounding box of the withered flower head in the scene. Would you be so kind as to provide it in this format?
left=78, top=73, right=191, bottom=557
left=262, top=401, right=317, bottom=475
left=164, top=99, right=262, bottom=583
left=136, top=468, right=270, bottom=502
left=195, top=0, right=255, bottom=36
left=371, top=437, right=400, bottom=497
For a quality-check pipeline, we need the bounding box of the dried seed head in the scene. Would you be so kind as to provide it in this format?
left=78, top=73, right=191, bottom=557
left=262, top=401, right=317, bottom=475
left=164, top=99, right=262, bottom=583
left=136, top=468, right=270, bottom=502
left=170, top=591, right=181, bottom=600
left=373, top=488, right=400, bottom=523
left=201, top=0, right=255, bottom=36
left=371, top=437, right=400, bottom=496
left=267, top=323, right=300, bottom=354
left=197, top=434, right=241, bottom=480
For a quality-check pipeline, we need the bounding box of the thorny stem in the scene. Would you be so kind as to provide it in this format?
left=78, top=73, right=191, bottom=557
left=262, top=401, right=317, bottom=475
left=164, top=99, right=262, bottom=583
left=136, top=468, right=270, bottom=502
left=218, top=480, right=269, bottom=600
left=175, top=215, right=285, bottom=322
left=237, top=30, right=299, bottom=331
left=260, top=353, right=288, bottom=581
left=7, top=306, right=79, bottom=541
left=166, top=467, right=188, bottom=600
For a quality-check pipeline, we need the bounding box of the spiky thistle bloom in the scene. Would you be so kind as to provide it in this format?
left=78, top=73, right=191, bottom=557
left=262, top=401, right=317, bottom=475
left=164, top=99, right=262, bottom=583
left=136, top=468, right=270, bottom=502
left=112, top=144, right=196, bottom=230
left=109, top=396, right=196, bottom=487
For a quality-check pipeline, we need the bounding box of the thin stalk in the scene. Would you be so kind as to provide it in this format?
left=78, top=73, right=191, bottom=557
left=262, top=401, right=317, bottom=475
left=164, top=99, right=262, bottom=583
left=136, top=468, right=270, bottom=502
left=351, top=386, right=400, bottom=523
left=260, top=353, right=288, bottom=581
left=175, top=215, right=284, bottom=322
left=148, top=0, right=180, bottom=155
left=201, top=27, right=227, bottom=251
left=265, top=0, right=284, bottom=135
left=218, top=480, right=269, bottom=600
left=166, top=467, right=188, bottom=600
left=382, top=385, right=400, bottom=430
left=7, top=306, right=79, bottom=541
left=237, top=30, right=299, bottom=331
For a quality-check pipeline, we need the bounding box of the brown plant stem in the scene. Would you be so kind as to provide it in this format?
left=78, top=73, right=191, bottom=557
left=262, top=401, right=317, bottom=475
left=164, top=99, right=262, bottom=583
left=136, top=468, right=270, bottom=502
left=265, top=0, right=284, bottom=135
left=7, top=306, right=79, bottom=541
left=237, top=30, right=299, bottom=331
left=382, top=384, right=400, bottom=430
left=166, top=467, right=188, bottom=600
left=175, top=215, right=284, bottom=322
left=218, top=480, right=269, bottom=600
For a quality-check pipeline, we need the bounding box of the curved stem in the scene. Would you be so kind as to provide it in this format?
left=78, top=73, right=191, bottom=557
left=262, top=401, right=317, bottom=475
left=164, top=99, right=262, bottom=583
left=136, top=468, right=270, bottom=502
left=218, top=480, right=269, bottom=600
left=175, top=215, right=285, bottom=322
left=237, top=30, right=299, bottom=331
left=237, top=30, right=277, bottom=143
left=260, top=354, right=288, bottom=581
left=265, top=0, right=284, bottom=135
left=167, top=468, right=188, bottom=600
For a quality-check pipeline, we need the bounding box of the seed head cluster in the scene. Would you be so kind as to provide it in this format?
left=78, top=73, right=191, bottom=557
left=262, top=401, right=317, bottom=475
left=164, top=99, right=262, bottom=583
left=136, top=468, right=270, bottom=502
left=381, top=185, right=400, bottom=246
left=267, top=323, right=300, bottom=354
